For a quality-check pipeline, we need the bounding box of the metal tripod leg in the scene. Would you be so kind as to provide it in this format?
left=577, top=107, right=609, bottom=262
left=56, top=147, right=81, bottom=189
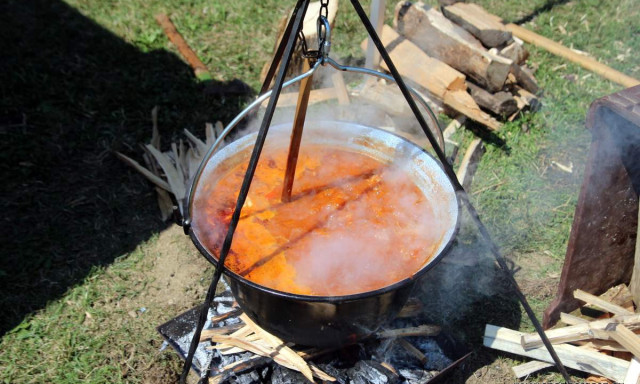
left=347, top=0, right=572, bottom=381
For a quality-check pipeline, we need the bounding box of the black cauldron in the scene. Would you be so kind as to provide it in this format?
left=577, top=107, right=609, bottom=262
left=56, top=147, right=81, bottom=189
left=186, top=121, right=459, bottom=347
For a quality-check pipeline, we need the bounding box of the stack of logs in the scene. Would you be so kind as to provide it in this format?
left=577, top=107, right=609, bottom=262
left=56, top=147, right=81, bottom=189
left=485, top=284, right=640, bottom=383
left=361, top=1, right=540, bottom=132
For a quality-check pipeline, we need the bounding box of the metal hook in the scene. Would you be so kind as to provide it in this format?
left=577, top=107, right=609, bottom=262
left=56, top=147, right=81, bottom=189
left=317, top=15, right=331, bottom=61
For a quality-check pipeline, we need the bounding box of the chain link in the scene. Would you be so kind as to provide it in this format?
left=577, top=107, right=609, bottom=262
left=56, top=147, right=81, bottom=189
left=320, top=0, right=329, bottom=19
left=297, top=0, right=330, bottom=60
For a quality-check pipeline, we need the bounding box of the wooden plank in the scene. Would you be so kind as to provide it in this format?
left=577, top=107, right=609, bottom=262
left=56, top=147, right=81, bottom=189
left=331, top=71, right=350, bottom=105
left=609, top=324, right=640, bottom=360
left=395, top=2, right=513, bottom=92
left=574, top=289, right=635, bottom=316
left=521, top=314, right=640, bottom=349
left=484, top=324, right=630, bottom=383
left=365, top=0, right=386, bottom=70
left=512, top=360, right=553, bottom=378
left=506, top=23, right=640, bottom=88
left=560, top=312, right=589, bottom=325
left=624, top=357, right=640, bottom=384
left=442, top=3, right=512, bottom=47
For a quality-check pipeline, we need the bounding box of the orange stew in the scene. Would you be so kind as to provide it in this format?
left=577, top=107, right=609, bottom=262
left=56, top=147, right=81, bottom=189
left=192, top=145, right=442, bottom=296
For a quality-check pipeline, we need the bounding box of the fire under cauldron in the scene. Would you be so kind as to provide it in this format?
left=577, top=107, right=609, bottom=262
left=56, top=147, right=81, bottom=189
left=185, top=121, right=459, bottom=348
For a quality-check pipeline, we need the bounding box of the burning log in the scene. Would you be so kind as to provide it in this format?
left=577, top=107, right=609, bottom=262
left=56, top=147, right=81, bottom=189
left=441, top=2, right=512, bottom=48
left=394, top=2, right=513, bottom=92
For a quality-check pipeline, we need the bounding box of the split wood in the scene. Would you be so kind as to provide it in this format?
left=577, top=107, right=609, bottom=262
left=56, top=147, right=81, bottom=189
left=202, top=309, right=439, bottom=383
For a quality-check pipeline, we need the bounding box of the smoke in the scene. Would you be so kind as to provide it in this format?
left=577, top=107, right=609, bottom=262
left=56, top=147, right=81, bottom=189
left=205, top=59, right=520, bottom=333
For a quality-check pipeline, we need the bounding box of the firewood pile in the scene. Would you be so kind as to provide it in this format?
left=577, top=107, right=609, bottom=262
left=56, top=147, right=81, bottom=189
left=360, top=1, right=540, bottom=132
left=484, top=284, right=640, bottom=383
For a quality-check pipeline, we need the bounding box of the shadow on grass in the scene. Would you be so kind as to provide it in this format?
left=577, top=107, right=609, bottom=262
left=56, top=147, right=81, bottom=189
left=0, top=0, right=252, bottom=335
left=511, top=0, right=572, bottom=25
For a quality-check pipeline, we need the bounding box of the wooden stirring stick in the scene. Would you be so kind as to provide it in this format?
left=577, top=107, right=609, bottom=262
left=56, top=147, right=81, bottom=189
left=281, top=58, right=314, bottom=203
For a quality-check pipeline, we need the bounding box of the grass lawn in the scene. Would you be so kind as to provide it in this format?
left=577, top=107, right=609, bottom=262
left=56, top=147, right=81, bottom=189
left=1, top=0, right=638, bottom=383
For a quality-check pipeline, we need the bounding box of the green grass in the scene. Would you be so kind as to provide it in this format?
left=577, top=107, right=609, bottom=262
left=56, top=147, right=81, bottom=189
left=1, top=0, right=639, bottom=382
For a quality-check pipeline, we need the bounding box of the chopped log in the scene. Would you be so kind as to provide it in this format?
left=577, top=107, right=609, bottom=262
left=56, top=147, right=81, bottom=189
left=624, top=357, right=640, bottom=384
left=376, top=324, right=441, bottom=338
left=484, top=324, right=630, bottom=382
left=361, top=26, right=501, bottom=130
left=512, top=360, right=553, bottom=378
left=513, top=86, right=541, bottom=112
left=499, top=37, right=529, bottom=65
left=441, top=3, right=512, bottom=47
left=394, top=2, right=513, bottom=92
left=607, top=324, right=640, bottom=360
left=443, top=91, right=502, bottom=131
left=505, top=23, right=640, bottom=88
left=456, top=138, right=484, bottom=191
left=467, top=82, right=518, bottom=116
left=574, top=289, right=635, bottom=316
left=511, top=64, right=540, bottom=94
left=520, top=313, right=640, bottom=349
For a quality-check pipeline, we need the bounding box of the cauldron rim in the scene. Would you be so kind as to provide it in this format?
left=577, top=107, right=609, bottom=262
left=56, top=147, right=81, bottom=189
left=186, top=121, right=461, bottom=303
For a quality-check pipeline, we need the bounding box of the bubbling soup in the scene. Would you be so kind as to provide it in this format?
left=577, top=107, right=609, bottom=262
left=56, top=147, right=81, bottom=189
left=192, top=144, right=445, bottom=296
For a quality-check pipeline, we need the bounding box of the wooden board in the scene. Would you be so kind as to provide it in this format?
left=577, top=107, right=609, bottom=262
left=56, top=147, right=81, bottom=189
left=484, top=324, right=630, bottom=383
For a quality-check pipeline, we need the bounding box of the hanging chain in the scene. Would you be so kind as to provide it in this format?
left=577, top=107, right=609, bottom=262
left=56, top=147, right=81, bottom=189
left=298, top=0, right=330, bottom=60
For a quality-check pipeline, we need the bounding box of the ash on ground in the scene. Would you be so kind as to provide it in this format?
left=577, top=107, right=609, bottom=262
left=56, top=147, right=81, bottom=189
left=158, top=287, right=463, bottom=384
